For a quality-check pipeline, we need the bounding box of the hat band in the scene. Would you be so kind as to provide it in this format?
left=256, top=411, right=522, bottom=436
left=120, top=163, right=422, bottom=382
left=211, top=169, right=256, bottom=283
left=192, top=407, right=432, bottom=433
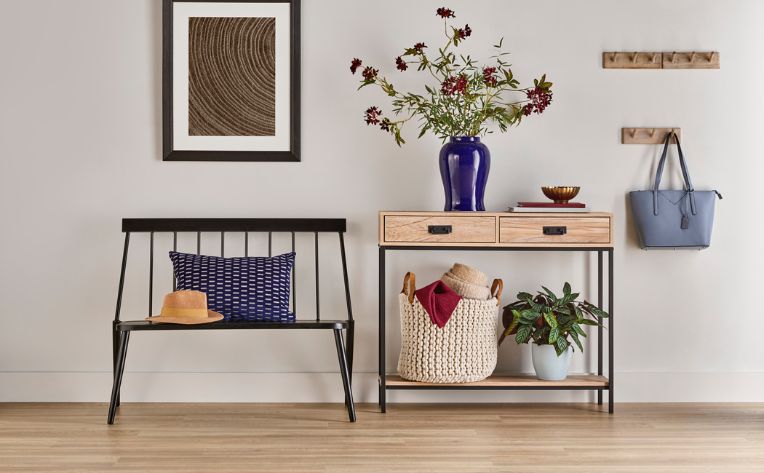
left=160, top=307, right=209, bottom=319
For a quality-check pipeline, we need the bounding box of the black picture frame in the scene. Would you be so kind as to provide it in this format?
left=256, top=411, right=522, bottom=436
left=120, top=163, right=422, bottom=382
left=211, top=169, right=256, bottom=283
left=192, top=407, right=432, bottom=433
left=162, top=0, right=301, bottom=162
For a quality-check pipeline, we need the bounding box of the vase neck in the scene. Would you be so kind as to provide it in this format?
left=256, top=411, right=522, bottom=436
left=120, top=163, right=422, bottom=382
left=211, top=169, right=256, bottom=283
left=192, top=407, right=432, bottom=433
left=450, top=136, right=480, bottom=143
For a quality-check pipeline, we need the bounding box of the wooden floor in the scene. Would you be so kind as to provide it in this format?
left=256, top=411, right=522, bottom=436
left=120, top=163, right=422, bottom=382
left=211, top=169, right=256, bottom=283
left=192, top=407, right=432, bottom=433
left=1, top=403, right=763, bottom=472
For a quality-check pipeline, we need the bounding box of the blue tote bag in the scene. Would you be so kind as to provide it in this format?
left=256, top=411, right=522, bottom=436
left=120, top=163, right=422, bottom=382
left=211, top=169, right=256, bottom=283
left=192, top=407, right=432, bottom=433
left=630, top=132, right=722, bottom=249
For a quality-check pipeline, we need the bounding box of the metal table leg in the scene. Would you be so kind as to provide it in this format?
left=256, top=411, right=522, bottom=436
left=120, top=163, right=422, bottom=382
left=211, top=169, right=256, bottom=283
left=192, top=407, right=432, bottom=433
left=379, top=247, right=386, bottom=413
left=608, top=248, right=615, bottom=414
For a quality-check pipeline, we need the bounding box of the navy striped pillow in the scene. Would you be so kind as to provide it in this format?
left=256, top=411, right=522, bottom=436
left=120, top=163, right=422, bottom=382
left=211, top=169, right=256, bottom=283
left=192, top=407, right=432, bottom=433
left=169, top=251, right=295, bottom=322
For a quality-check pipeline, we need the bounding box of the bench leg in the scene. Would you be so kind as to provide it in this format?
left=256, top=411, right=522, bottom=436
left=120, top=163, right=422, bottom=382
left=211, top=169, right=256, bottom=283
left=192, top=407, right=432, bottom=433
left=346, top=321, right=354, bottom=385
left=107, top=330, right=130, bottom=425
left=112, top=323, right=120, bottom=407
left=333, top=329, right=356, bottom=422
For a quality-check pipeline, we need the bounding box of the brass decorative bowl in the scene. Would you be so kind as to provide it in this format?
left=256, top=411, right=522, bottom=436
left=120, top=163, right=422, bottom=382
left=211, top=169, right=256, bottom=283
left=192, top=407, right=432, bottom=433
left=542, top=186, right=580, bottom=204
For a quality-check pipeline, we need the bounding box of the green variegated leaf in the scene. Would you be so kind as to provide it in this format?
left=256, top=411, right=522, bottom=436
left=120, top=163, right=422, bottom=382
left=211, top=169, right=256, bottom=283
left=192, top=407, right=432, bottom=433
left=555, top=336, right=569, bottom=356
left=543, top=312, right=558, bottom=329
left=517, top=292, right=534, bottom=302
left=515, top=325, right=532, bottom=344
left=570, top=331, right=584, bottom=352
left=573, top=324, right=587, bottom=337
left=521, top=310, right=540, bottom=323
left=541, top=286, right=557, bottom=300
left=563, top=282, right=571, bottom=296
left=548, top=326, right=559, bottom=344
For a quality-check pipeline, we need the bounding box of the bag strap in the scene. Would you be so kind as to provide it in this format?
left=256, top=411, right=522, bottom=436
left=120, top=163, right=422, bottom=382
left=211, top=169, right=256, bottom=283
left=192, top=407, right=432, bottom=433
left=490, top=279, right=503, bottom=307
left=401, top=272, right=416, bottom=304
left=653, top=132, right=696, bottom=215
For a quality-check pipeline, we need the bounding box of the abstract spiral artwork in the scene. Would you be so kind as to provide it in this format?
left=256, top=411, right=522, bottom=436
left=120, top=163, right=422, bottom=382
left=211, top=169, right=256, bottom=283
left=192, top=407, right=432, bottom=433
left=163, top=0, right=300, bottom=161
left=189, top=17, right=276, bottom=137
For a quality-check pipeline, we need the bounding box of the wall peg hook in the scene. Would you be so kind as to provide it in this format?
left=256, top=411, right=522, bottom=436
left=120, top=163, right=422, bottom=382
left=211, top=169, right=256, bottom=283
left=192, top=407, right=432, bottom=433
left=631, top=52, right=638, bottom=63
left=689, top=52, right=697, bottom=63
left=649, top=128, right=656, bottom=137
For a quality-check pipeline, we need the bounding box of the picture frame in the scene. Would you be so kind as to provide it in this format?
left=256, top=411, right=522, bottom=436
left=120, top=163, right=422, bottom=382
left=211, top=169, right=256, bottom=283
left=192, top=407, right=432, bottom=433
left=162, top=0, right=301, bottom=162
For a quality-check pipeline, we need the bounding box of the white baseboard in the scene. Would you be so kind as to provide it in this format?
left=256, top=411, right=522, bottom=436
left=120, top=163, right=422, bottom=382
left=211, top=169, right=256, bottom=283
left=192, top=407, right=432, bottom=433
left=1, top=371, right=762, bottom=403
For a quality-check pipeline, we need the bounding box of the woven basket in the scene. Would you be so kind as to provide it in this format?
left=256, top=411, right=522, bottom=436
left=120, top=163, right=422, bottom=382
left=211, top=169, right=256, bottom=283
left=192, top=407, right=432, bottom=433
left=397, top=272, right=502, bottom=383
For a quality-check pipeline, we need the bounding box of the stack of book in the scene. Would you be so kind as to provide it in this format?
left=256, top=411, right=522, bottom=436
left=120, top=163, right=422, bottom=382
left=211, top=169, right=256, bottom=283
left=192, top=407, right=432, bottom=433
left=507, top=201, right=589, bottom=213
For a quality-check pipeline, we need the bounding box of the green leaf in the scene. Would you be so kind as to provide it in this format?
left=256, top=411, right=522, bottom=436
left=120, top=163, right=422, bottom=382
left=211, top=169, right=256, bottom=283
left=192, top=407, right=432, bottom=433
left=587, top=305, right=609, bottom=318
left=573, top=324, right=586, bottom=337
left=517, top=292, right=533, bottom=302
left=543, top=312, right=558, bottom=329
left=541, top=286, right=558, bottom=301
left=570, top=331, right=584, bottom=352
left=515, top=325, right=532, bottom=344
left=555, top=336, right=569, bottom=356
left=563, top=282, right=571, bottom=296
left=548, top=326, right=559, bottom=344
left=579, top=319, right=599, bottom=326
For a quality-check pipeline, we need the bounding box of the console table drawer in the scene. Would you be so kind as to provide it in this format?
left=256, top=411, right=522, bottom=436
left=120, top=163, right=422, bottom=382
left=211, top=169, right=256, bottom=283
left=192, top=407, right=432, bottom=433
left=499, top=216, right=611, bottom=245
left=383, top=215, right=496, bottom=244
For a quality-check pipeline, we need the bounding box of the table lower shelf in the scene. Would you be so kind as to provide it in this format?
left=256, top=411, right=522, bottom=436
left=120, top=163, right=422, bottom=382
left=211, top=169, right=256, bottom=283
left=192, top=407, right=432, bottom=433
left=385, top=374, right=609, bottom=390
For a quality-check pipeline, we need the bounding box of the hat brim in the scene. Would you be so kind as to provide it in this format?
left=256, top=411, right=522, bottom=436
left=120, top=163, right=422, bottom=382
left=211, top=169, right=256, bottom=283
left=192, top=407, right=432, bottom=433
left=144, top=310, right=224, bottom=325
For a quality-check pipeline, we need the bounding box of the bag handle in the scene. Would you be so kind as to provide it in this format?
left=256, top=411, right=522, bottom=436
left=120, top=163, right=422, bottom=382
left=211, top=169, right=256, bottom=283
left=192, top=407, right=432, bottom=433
left=653, top=132, right=696, bottom=216
left=401, top=272, right=416, bottom=304
left=491, top=279, right=503, bottom=307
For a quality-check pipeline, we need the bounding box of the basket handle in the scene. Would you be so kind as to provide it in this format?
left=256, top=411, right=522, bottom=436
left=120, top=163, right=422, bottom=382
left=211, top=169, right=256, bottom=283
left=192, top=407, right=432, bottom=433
left=491, top=279, right=503, bottom=307
left=401, top=272, right=417, bottom=304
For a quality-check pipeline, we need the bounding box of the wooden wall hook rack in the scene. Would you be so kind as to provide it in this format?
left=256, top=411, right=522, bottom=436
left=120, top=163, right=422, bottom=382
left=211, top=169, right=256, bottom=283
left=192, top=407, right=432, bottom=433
left=603, top=51, right=719, bottom=69
left=662, top=51, right=719, bottom=69
left=602, top=51, right=661, bottom=69
left=621, top=127, right=681, bottom=144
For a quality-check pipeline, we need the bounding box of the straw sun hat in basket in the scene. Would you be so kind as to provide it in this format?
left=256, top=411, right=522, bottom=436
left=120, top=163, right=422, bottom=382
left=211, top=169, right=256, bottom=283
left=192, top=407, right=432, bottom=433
left=440, top=263, right=492, bottom=300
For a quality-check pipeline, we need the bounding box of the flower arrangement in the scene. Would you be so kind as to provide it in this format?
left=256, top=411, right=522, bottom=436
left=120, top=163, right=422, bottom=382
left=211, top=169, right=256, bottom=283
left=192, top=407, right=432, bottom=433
left=350, top=7, right=554, bottom=145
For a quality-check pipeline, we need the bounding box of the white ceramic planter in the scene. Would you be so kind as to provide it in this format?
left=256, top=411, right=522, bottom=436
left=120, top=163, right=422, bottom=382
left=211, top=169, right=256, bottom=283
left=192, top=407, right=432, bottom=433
left=531, top=344, right=572, bottom=381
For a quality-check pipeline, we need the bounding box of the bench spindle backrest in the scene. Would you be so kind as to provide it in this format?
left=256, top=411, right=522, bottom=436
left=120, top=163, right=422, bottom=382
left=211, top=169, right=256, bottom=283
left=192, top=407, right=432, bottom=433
left=114, top=219, right=352, bottom=324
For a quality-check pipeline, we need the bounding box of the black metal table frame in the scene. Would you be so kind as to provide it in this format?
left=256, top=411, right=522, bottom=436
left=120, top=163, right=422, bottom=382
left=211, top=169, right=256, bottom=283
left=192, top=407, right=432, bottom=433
left=378, top=245, right=614, bottom=413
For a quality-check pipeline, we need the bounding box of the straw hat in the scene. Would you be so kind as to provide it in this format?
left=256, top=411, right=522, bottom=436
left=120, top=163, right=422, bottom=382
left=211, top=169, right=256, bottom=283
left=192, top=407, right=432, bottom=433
left=441, top=263, right=491, bottom=300
left=145, top=290, right=223, bottom=324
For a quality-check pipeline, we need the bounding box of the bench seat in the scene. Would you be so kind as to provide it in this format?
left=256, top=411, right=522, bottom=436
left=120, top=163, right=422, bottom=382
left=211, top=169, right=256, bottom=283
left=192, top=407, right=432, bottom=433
left=117, top=319, right=349, bottom=331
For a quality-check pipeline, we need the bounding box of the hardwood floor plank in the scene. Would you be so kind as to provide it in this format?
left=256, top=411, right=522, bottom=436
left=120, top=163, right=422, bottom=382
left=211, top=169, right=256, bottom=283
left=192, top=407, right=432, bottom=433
left=0, top=403, right=762, bottom=472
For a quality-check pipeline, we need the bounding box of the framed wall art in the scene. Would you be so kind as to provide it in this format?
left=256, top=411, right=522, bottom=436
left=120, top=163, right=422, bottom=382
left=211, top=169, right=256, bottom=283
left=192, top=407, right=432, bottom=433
left=163, top=0, right=300, bottom=161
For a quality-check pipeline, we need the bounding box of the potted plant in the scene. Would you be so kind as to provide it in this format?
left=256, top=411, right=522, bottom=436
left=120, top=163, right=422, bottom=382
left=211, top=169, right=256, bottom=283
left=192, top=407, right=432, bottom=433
left=349, top=7, right=553, bottom=212
left=499, top=283, right=608, bottom=381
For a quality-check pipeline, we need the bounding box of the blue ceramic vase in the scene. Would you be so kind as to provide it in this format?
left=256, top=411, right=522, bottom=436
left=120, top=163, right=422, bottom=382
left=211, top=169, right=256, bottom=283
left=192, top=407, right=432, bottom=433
left=439, top=136, right=491, bottom=211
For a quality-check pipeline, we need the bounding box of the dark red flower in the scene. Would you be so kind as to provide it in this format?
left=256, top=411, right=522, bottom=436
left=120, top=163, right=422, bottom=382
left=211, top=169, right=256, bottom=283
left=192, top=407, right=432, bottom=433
left=396, top=56, right=408, bottom=72
left=524, top=86, right=553, bottom=115
left=413, top=42, right=426, bottom=54
left=483, top=67, right=498, bottom=87
left=350, top=58, right=362, bottom=74
left=436, top=7, right=455, bottom=18
left=362, top=66, right=378, bottom=82
left=441, top=74, right=468, bottom=96
left=379, top=118, right=392, bottom=132
left=365, top=106, right=382, bottom=125
left=456, top=24, right=472, bottom=40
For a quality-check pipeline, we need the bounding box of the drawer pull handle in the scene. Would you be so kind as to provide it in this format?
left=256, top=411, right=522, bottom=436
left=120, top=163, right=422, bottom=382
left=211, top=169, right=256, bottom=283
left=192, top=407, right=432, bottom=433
left=543, top=226, right=567, bottom=236
left=428, top=225, right=453, bottom=235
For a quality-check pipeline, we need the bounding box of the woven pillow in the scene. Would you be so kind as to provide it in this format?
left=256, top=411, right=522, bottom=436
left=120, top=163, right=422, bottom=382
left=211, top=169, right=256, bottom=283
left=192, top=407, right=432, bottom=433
left=169, top=251, right=295, bottom=322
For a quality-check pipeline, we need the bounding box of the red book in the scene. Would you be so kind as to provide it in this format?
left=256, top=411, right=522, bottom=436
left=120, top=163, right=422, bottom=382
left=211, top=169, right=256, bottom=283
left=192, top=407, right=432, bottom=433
left=517, top=202, right=586, bottom=208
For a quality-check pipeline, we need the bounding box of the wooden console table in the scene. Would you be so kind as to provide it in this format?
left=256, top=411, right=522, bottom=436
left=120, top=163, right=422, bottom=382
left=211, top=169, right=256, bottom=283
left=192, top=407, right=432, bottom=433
left=378, top=211, right=615, bottom=413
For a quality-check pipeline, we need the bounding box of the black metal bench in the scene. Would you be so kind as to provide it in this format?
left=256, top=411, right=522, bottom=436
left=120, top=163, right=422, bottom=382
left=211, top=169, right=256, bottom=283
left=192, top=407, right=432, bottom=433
left=108, top=218, right=356, bottom=423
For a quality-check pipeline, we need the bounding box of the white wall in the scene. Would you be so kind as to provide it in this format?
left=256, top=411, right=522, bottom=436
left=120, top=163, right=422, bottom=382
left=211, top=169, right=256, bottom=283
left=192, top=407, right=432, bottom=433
left=1, top=0, right=762, bottom=403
